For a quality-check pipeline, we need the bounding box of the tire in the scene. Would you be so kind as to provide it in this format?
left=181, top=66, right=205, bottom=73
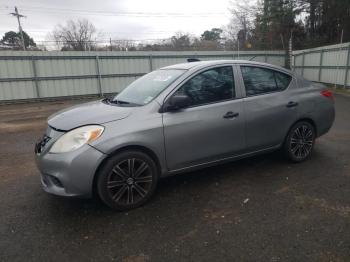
left=283, top=121, right=316, bottom=162
left=97, top=150, right=159, bottom=211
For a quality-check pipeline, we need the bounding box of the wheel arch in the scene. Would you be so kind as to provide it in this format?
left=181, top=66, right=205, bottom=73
left=284, top=117, right=318, bottom=146
left=92, top=145, right=162, bottom=199
left=294, top=118, right=317, bottom=136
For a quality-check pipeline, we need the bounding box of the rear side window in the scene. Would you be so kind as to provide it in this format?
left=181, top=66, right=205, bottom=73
left=174, top=66, right=235, bottom=107
left=275, top=71, right=292, bottom=89
left=241, top=66, right=292, bottom=96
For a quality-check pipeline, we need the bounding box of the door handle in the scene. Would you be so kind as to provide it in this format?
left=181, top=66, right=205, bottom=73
left=286, top=101, right=298, bottom=108
left=223, top=111, right=239, bottom=119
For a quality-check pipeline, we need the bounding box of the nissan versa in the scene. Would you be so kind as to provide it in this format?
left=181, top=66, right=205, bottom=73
left=35, top=60, right=335, bottom=210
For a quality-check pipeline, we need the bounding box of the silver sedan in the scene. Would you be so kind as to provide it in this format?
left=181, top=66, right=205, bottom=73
left=35, top=60, right=335, bottom=210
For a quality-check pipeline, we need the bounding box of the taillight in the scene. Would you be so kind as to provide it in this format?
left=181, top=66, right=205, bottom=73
left=321, top=90, right=334, bottom=100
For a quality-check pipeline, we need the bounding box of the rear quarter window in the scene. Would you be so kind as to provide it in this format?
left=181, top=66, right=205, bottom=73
left=241, top=66, right=292, bottom=96
left=296, top=75, right=313, bottom=88
left=275, top=71, right=292, bottom=89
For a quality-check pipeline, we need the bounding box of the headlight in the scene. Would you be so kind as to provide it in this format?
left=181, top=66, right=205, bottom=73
left=49, top=125, right=104, bottom=153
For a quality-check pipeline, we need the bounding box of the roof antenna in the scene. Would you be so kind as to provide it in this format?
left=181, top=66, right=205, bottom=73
left=249, top=55, right=258, bottom=61
left=187, top=58, right=200, bottom=62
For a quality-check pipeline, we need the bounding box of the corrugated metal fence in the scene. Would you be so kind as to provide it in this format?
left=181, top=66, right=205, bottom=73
left=293, top=42, right=350, bottom=88
left=0, top=50, right=285, bottom=101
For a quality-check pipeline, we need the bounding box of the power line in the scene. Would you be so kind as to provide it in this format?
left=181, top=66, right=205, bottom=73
left=37, top=38, right=171, bottom=43
left=0, top=29, right=175, bottom=34
left=2, top=5, right=230, bottom=18
left=34, top=38, right=173, bottom=48
left=1, top=5, right=232, bottom=48
left=0, top=29, right=180, bottom=40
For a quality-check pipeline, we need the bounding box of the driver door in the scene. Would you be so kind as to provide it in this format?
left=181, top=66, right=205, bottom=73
left=162, top=65, right=246, bottom=171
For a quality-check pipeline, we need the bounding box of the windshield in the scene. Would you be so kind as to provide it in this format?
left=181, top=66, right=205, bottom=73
left=113, top=69, right=186, bottom=105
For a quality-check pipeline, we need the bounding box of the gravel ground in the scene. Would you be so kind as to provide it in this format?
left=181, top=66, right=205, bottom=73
left=0, top=95, right=349, bottom=262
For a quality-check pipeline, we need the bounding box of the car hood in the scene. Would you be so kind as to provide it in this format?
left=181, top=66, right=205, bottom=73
left=48, top=100, right=133, bottom=131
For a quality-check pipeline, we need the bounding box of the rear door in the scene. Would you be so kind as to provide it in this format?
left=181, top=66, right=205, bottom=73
left=162, top=65, right=246, bottom=171
left=238, top=65, right=299, bottom=151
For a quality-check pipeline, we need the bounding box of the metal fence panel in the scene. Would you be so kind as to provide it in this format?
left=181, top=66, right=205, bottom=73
left=303, top=68, right=319, bottom=81
left=101, top=76, right=138, bottom=94
left=0, top=50, right=286, bottom=101
left=0, top=81, right=37, bottom=100
left=292, top=42, right=350, bottom=87
left=0, top=59, right=33, bottom=78
left=304, top=52, right=320, bottom=66
left=99, top=57, right=149, bottom=75
left=267, top=55, right=285, bottom=67
left=39, top=78, right=99, bottom=97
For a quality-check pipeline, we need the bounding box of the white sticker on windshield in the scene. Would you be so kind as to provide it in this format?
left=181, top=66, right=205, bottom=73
left=144, top=96, right=153, bottom=104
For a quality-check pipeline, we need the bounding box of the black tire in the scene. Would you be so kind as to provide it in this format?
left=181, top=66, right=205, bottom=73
left=97, top=150, right=159, bottom=211
left=283, top=121, right=316, bottom=162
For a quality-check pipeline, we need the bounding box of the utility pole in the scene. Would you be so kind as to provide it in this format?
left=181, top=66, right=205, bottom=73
left=10, top=6, right=26, bottom=50
left=335, top=29, right=344, bottom=89
left=289, top=31, right=293, bottom=70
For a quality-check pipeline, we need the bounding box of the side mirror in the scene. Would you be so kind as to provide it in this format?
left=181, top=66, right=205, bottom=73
left=164, top=94, right=191, bottom=112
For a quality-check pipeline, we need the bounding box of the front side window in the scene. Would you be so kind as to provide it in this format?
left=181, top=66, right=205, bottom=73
left=241, top=66, right=292, bottom=96
left=174, top=66, right=235, bottom=107
left=114, top=69, right=185, bottom=105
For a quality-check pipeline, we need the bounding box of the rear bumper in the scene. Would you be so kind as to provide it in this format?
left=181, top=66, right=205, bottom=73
left=35, top=144, right=106, bottom=198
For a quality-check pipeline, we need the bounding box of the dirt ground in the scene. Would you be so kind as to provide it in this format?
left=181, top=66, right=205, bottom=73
left=0, top=95, right=349, bottom=262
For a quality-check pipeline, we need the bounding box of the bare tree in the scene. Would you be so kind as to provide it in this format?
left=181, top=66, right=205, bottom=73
left=226, top=0, right=258, bottom=49
left=170, top=32, right=193, bottom=51
left=111, top=40, right=137, bottom=51
left=51, top=19, right=97, bottom=51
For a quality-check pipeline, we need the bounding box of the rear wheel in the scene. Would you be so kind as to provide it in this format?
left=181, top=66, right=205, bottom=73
left=97, top=150, right=159, bottom=210
left=284, top=121, right=316, bottom=162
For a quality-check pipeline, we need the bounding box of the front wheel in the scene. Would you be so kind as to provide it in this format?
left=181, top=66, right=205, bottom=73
left=283, top=121, right=316, bottom=162
left=97, top=150, right=159, bottom=211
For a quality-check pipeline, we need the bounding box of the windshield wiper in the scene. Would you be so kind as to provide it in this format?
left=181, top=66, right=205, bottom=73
left=114, top=99, right=130, bottom=104
left=103, top=97, right=141, bottom=106
left=102, top=97, right=111, bottom=103
left=102, top=97, right=129, bottom=104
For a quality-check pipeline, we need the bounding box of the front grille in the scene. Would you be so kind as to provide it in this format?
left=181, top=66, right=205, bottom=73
left=35, top=134, right=51, bottom=154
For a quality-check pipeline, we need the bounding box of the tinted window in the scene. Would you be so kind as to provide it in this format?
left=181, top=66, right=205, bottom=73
left=241, top=66, right=292, bottom=96
left=275, top=71, right=292, bottom=89
left=174, top=66, right=235, bottom=107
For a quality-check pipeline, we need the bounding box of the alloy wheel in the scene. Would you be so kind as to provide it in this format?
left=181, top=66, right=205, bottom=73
left=106, top=158, right=153, bottom=206
left=289, top=124, right=314, bottom=159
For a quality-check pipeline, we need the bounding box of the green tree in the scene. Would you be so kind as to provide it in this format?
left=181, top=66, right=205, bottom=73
left=1, top=31, right=36, bottom=48
left=300, top=0, right=350, bottom=47
left=201, top=28, right=223, bottom=41
left=251, top=0, right=349, bottom=50
left=251, top=0, right=306, bottom=50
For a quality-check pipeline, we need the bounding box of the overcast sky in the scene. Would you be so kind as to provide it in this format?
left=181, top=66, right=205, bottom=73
left=0, top=0, right=234, bottom=45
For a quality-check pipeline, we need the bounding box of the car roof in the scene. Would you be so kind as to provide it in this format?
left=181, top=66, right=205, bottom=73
left=161, top=59, right=292, bottom=74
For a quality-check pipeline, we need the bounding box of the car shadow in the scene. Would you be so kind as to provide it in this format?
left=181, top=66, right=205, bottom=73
left=45, top=150, right=286, bottom=215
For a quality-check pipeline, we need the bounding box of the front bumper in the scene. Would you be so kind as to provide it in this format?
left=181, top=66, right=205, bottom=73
left=35, top=144, right=106, bottom=198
